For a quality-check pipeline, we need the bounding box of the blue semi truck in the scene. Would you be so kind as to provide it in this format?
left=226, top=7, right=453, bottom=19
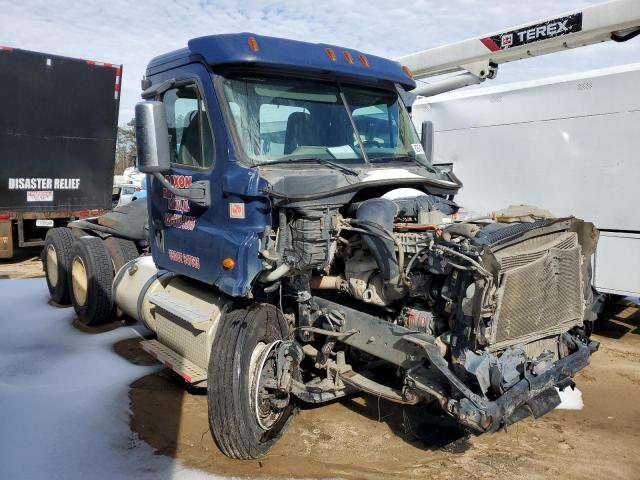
left=43, top=33, right=599, bottom=459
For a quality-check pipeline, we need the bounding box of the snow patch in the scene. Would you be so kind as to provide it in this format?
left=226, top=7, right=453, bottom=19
left=0, top=278, right=224, bottom=480
left=624, top=296, right=640, bottom=306
left=555, top=386, right=584, bottom=411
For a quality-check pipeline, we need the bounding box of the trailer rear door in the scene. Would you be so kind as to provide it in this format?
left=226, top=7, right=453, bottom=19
left=0, top=48, right=121, bottom=212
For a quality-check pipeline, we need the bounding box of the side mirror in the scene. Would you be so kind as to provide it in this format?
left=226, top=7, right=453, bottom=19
left=420, top=120, right=434, bottom=164
left=135, top=101, right=171, bottom=174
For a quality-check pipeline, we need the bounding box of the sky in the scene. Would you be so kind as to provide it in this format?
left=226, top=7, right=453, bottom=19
left=1, top=0, right=639, bottom=124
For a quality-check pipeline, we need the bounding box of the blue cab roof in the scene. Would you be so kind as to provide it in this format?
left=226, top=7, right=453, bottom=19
left=147, top=33, right=416, bottom=90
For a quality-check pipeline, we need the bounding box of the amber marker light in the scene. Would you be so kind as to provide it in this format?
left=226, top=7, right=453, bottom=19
left=342, top=51, right=354, bottom=64
left=223, top=257, right=236, bottom=270
left=358, top=53, right=370, bottom=67
left=325, top=48, right=337, bottom=61
left=402, top=65, right=413, bottom=78
left=248, top=36, right=259, bottom=52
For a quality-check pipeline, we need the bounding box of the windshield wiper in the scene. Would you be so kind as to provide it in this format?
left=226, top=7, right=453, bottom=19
left=257, top=157, right=359, bottom=176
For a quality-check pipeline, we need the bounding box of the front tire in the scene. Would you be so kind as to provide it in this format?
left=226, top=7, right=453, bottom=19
left=69, top=237, right=115, bottom=325
left=43, top=227, right=75, bottom=304
left=208, top=305, right=296, bottom=459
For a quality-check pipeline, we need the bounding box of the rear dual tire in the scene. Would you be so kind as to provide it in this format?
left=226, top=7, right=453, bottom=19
left=103, top=236, right=138, bottom=273
left=44, top=229, right=139, bottom=325
left=43, top=227, right=75, bottom=304
left=69, top=236, right=115, bottom=326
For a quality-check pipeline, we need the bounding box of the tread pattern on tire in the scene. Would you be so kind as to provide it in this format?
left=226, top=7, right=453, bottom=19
left=210, top=308, right=247, bottom=458
left=69, top=236, right=115, bottom=326
left=43, top=227, right=75, bottom=304
left=103, top=236, right=138, bottom=272
left=208, top=305, right=294, bottom=459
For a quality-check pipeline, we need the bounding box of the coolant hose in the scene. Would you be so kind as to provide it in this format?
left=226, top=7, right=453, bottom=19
left=263, top=262, right=291, bottom=282
left=355, top=198, right=401, bottom=289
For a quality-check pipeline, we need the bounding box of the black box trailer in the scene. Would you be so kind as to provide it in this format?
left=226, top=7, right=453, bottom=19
left=0, top=46, right=121, bottom=258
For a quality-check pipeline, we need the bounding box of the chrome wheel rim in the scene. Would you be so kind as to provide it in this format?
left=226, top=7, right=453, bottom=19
left=249, top=340, right=285, bottom=430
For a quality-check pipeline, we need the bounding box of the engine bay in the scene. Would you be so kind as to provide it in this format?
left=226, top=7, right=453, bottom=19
left=255, top=186, right=599, bottom=430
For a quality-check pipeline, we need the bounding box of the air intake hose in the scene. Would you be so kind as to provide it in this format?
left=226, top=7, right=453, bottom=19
left=355, top=198, right=401, bottom=287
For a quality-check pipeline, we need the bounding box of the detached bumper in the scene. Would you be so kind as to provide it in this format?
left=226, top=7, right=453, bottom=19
left=408, top=334, right=597, bottom=432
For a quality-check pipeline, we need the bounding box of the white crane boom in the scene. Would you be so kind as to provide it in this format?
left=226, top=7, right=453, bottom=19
left=397, top=0, right=640, bottom=96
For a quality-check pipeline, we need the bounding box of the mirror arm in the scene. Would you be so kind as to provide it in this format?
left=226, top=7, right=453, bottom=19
left=151, top=172, right=211, bottom=208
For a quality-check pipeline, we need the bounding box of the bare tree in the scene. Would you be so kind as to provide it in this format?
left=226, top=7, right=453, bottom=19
left=114, top=118, right=136, bottom=175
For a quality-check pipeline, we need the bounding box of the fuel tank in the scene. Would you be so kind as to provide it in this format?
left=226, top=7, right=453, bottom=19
left=113, top=256, right=230, bottom=369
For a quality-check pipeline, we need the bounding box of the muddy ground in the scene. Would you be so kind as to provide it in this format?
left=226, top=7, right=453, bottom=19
left=2, top=254, right=639, bottom=479
left=0, top=247, right=45, bottom=279
left=124, top=303, right=640, bottom=480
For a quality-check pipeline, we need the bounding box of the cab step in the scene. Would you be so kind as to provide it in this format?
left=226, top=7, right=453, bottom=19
left=141, top=339, right=208, bottom=386
left=147, top=291, right=210, bottom=331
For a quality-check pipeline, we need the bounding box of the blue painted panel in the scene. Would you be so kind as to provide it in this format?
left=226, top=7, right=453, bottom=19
left=148, top=33, right=415, bottom=90
left=146, top=62, right=269, bottom=297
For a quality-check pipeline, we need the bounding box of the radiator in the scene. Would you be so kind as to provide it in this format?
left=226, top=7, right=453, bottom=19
left=487, top=231, right=584, bottom=352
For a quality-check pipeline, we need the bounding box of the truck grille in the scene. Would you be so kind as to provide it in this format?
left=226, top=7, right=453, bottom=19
left=488, top=231, right=584, bottom=351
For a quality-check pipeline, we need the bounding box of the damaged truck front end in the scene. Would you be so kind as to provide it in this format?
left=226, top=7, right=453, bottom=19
left=296, top=212, right=599, bottom=433
left=114, top=33, right=600, bottom=459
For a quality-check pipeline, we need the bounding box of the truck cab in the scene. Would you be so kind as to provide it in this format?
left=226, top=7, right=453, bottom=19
left=101, top=33, right=599, bottom=460
left=139, top=33, right=453, bottom=295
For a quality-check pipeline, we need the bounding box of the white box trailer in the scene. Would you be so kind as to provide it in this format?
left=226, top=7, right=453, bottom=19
left=412, top=64, right=640, bottom=297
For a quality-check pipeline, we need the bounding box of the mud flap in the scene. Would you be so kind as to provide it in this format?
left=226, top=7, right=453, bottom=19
left=0, top=220, right=13, bottom=259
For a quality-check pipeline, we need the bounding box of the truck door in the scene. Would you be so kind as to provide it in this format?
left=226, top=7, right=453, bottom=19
left=147, top=67, right=270, bottom=297
left=148, top=75, right=223, bottom=283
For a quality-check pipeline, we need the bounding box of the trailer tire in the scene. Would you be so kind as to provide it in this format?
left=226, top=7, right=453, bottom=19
left=208, top=305, right=296, bottom=459
left=43, top=227, right=75, bottom=304
left=69, top=236, right=115, bottom=326
left=103, top=237, right=138, bottom=273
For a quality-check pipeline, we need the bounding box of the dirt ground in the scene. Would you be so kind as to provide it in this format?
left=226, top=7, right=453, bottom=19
left=124, top=303, right=640, bottom=480
left=2, top=254, right=640, bottom=479
left=0, top=247, right=45, bottom=279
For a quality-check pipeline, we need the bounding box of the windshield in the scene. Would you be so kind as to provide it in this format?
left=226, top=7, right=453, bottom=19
left=221, top=75, right=428, bottom=166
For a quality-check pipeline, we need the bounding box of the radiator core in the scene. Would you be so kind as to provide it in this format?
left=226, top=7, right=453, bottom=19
left=488, top=231, right=584, bottom=351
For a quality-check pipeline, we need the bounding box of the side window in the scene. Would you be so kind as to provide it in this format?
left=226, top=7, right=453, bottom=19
left=162, top=84, right=214, bottom=168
